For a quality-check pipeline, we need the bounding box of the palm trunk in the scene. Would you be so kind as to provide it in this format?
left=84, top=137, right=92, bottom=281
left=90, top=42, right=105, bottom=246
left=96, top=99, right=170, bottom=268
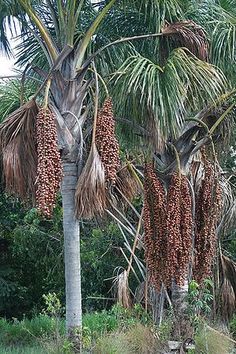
left=61, top=161, right=82, bottom=337
left=171, top=280, right=193, bottom=339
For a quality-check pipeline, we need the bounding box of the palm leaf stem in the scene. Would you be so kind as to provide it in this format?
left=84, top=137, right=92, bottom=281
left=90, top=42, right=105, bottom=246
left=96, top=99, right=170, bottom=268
left=18, top=0, right=58, bottom=61
left=81, top=32, right=163, bottom=71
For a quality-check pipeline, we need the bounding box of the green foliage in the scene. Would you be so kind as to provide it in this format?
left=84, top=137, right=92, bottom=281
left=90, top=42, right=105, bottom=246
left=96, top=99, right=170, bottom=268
left=187, top=279, right=214, bottom=326
left=0, top=191, right=131, bottom=318
left=0, top=304, right=152, bottom=352
left=0, top=80, right=36, bottom=123
left=113, top=47, right=227, bottom=140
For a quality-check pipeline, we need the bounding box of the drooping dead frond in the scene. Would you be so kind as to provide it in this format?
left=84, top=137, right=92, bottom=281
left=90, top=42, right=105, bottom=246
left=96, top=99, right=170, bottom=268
left=75, top=144, right=107, bottom=219
left=202, top=103, right=236, bottom=148
left=162, top=21, right=208, bottom=61
left=0, top=99, right=38, bottom=202
left=113, top=270, right=132, bottom=309
left=36, top=107, right=62, bottom=218
left=218, top=174, right=236, bottom=237
left=219, top=255, right=236, bottom=321
left=115, top=164, right=142, bottom=202
left=220, top=279, right=235, bottom=322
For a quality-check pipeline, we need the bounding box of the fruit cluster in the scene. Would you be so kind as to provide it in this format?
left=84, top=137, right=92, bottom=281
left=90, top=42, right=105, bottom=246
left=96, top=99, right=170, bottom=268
left=95, top=98, right=120, bottom=185
left=143, top=168, right=193, bottom=290
left=194, top=158, right=222, bottom=283
left=143, top=163, right=167, bottom=290
left=36, top=108, right=62, bottom=217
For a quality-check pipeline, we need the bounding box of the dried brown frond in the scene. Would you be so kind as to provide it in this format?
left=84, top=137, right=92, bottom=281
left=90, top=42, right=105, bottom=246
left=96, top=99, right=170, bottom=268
left=115, top=164, right=141, bottom=202
left=220, top=279, right=235, bottom=322
left=114, top=270, right=132, bottom=309
left=0, top=99, right=38, bottom=202
left=75, top=144, right=107, bottom=219
left=162, top=21, right=208, bottom=61
left=219, top=254, right=236, bottom=321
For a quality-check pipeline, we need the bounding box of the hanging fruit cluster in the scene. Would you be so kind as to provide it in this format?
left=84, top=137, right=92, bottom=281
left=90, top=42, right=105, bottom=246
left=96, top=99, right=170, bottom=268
left=95, top=98, right=120, bottom=185
left=143, top=167, right=193, bottom=290
left=36, top=107, right=62, bottom=217
left=143, top=163, right=167, bottom=290
left=194, top=157, right=222, bottom=283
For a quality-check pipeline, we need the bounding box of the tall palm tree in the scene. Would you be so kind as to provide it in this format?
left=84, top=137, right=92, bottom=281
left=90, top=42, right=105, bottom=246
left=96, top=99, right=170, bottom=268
left=0, top=0, right=235, bottom=340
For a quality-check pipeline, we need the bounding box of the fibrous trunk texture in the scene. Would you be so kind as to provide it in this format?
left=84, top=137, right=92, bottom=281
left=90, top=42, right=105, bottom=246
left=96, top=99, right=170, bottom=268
left=62, top=162, right=82, bottom=340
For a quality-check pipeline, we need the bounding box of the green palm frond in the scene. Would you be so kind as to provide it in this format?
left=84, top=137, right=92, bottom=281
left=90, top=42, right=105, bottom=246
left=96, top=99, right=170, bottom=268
left=188, top=1, right=236, bottom=80
left=112, top=48, right=227, bottom=139
left=122, top=0, right=184, bottom=32
left=0, top=79, right=36, bottom=122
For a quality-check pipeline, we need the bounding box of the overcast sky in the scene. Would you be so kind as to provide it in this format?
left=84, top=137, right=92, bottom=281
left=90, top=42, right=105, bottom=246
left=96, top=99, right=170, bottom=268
left=0, top=24, right=16, bottom=77
left=0, top=0, right=101, bottom=77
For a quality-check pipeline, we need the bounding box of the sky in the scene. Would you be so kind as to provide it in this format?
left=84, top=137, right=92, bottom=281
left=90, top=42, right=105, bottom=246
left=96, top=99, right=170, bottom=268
left=0, top=55, right=15, bottom=76
left=0, top=23, right=17, bottom=77
left=0, top=1, right=100, bottom=77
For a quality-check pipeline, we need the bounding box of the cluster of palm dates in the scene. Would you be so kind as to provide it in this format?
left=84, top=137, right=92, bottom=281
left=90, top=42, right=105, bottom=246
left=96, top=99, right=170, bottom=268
left=36, top=108, right=62, bottom=217
left=96, top=98, right=120, bottom=185
left=143, top=160, right=220, bottom=290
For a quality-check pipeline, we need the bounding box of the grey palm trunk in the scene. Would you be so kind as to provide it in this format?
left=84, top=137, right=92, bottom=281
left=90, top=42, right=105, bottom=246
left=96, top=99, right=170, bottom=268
left=50, top=58, right=89, bottom=335
left=62, top=162, right=82, bottom=332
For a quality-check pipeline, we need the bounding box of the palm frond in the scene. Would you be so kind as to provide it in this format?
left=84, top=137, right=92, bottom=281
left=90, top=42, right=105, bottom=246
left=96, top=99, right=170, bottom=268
left=122, top=0, right=184, bottom=33
left=188, top=1, right=236, bottom=80
left=0, top=99, right=38, bottom=202
left=162, top=21, right=208, bottom=61
left=113, top=269, right=132, bottom=308
left=75, top=144, right=106, bottom=219
left=219, top=254, right=236, bottom=321
left=115, top=163, right=142, bottom=203
left=218, top=174, right=236, bottom=237
left=0, top=79, right=36, bottom=122
left=112, top=48, right=227, bottom=140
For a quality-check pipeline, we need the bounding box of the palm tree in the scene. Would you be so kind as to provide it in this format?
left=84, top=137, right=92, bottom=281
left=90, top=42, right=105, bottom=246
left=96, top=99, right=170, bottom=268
left=0, top=0, right=235, bottom=341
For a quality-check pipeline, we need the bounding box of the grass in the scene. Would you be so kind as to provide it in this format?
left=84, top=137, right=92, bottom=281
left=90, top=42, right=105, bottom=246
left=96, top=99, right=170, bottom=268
left=0, top=344, right=46, bottom=354
left=0, top=305, right=153, bottom=353
left=1, top=306, right=235, bottom=354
